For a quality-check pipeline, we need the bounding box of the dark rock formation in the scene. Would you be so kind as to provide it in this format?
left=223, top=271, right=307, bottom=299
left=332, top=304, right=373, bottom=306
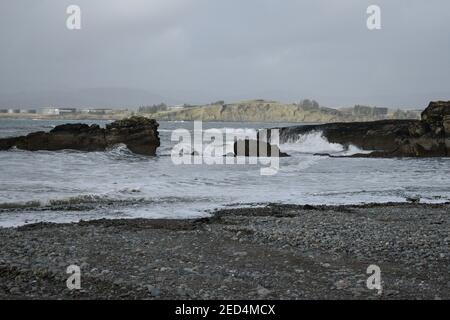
left=421, top=101, right=450, bottom=152
left=0, top=116, right=160, bottom=156
left=233, top=139, right=289, bottom=157
left=104, top=117, right=160, bottom=155
left=279, top=101, right=450, bottom=157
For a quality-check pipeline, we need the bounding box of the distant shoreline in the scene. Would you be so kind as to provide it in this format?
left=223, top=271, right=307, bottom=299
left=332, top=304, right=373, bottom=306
left=0, top=114, right=125, bottom=121
left=0, top=114, right=311, bottom=124
left=0, top=99, right=422, bottom=123
left=0, top=113, right=414, bottom=124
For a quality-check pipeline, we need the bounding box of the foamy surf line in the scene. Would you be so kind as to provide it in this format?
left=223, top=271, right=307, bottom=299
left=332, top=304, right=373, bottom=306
left=1, top=192, right=448, bottom=228
left=0, top=194, right=216, bottom=211
left=161, top=129, right=369, bottom=157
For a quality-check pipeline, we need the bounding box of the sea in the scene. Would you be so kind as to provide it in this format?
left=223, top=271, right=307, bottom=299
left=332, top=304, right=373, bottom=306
left=0, top=118, right=449, bottom=227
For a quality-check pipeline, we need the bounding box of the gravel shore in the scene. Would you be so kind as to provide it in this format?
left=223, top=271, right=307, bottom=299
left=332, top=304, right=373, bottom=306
left=0, top=203, right=449, bottom=300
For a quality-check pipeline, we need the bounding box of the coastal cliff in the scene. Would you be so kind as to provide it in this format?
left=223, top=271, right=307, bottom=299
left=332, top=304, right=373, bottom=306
left=0, top=116, right=160, bottom=156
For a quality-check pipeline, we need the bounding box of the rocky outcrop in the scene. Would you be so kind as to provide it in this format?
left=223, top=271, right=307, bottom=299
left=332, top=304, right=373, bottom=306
left=233, top=139, right=289, bottom=157
left=103, top=117, right=160, bottom=155
left=421, top=101, right=450, bottom=153
left=279, top=101, right=450, bottom=157
left=0, top=116, right=160, bottom=156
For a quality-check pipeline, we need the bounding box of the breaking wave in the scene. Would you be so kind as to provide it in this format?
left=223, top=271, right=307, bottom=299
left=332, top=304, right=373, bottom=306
left=280, top=131, right=370, bottom=156
left=104, top=143, right=135, bottom=156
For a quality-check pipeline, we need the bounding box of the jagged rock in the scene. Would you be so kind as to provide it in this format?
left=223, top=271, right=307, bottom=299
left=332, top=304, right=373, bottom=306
left=233, top=139, right=289, bottom=157
left=104, top=117, right=160, bottom=155
left=0, top=116, right=160, bottom=156
left=421, top=101, right=450, bottom=131
left=279, top=101, right=450, bottom=157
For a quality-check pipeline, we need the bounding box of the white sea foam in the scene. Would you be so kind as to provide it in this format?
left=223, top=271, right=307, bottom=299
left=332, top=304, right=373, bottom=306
left=280, top=131, right=370, bottom=156
left=1, top=120, right=449, bottom=227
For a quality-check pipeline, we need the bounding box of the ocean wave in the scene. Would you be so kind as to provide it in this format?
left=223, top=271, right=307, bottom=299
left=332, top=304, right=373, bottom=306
left=104, top=143, right=135, bottom=156
left=0, top=195, right=123, bottom=211
left=0, top=201, right=42, bottom=210
left=280, top=131, right=370, bottom=156
left=101, top=144, right=152, bottom=161
left=2, top=143, right=147, bottom=160
left=0, top=194, right=215, bottom=212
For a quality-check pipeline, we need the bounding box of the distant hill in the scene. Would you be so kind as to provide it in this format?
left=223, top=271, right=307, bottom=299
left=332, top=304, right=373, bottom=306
left=146, top=100, right=420, bottom=123
left=0, top=98, right=421, bottom=123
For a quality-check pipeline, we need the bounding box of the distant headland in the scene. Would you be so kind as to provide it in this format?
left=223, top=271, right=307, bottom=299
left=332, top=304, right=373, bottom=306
left=0, top=99, right=421, bottom=123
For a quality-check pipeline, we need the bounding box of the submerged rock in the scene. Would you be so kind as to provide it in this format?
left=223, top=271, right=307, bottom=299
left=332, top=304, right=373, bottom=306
left=0, top=116, right=160, bottom=156
left=279, top=101, right=450, bottom=157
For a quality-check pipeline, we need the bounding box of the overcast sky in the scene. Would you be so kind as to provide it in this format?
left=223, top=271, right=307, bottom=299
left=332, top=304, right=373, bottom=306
left=0, top=0, right=449, bottom=108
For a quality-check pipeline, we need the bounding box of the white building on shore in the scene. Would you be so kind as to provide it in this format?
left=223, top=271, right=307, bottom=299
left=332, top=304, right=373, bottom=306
left=40, top=108, right=61, bottom=115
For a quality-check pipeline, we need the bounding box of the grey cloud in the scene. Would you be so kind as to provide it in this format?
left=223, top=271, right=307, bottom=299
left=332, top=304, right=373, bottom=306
left=0, top=0, right=449, bottom=108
